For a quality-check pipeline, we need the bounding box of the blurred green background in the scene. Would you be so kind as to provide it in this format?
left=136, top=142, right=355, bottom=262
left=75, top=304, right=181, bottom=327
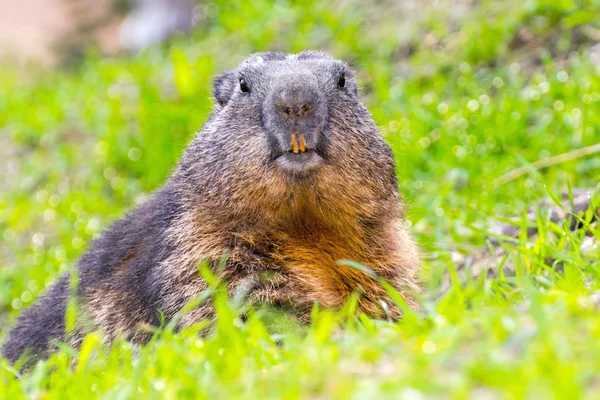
left=1, top=0, right=600, bottom=397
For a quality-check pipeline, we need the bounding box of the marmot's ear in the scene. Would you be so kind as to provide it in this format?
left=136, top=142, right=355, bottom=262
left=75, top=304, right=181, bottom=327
left=213, top=70, right=236, bottom=107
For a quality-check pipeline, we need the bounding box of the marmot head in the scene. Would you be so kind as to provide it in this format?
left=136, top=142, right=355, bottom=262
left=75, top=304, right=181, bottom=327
left=213, top=51, right=357, bottom=176
left=178, top=51, right=400, bottom=229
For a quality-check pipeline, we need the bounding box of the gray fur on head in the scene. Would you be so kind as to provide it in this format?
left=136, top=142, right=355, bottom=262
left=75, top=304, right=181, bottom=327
left=213, top=51, right=358, bottom=108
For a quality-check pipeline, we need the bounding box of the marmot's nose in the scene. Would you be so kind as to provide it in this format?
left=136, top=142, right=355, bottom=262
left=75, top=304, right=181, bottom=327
left=275, top=84, right=316, bottom=122
left=266, top=76, right=327, bottom=157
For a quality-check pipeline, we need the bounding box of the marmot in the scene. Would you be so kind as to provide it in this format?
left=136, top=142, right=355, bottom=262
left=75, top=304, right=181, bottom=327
left=2, top=51, right=421, bottom=364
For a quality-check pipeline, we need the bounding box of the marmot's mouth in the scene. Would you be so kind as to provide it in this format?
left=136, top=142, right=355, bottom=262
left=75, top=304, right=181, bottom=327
left=283, top=133, right=324, bottom=157
left=271, top=132, right=325, bottom=175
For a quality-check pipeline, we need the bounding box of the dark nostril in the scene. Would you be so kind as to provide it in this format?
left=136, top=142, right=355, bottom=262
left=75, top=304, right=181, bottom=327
left=278, top=104, right=293, bottom=118
left=298, top=103, right=313, bottom=120
left=276, top=104, right=292, bottom=117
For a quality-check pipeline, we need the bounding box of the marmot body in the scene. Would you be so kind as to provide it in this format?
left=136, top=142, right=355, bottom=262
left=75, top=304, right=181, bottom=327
left=3, top=51, right=420, bottom=363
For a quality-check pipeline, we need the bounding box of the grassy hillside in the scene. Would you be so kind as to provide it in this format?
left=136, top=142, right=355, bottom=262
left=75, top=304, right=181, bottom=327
left=1, top=0, right=600, bottom=397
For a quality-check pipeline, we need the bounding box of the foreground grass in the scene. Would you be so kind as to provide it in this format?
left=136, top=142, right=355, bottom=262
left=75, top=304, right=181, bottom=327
left=1, top=0, right=600, bottom=397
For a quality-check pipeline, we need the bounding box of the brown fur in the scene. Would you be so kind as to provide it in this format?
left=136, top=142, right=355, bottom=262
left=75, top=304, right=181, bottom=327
left=3, top=51, right=421, bottom=365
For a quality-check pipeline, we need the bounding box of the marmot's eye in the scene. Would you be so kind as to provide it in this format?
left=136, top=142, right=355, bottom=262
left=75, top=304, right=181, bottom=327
left=239, top=78, right=250, bottom=93
left=337, top=74, right=346, bottom=88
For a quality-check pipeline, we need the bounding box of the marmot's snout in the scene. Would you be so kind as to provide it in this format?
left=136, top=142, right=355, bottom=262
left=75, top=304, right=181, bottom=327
left=265, top=73, right=328, bottom=175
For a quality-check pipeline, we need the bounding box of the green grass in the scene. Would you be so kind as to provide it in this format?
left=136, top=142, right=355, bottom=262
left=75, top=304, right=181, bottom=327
left=1, top=0, right=600, bottom=397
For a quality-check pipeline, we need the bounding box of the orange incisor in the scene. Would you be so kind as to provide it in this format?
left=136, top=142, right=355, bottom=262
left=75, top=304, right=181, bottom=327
left=299, top=134, right=306, bottom=152
left=291, top=133, right=306, bottom=153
